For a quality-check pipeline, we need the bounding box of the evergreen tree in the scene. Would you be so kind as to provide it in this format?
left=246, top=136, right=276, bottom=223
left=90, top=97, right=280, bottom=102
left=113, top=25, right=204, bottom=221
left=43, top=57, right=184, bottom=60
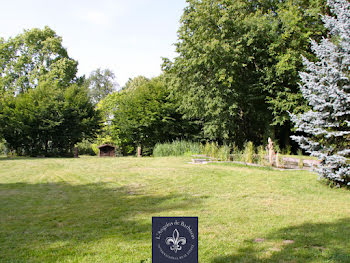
left=291, top=0, right=350, bottom=186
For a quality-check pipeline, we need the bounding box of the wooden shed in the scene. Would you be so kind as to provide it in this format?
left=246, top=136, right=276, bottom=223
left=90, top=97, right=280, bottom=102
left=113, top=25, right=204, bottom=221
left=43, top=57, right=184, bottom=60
left=98, top=144, right=115, bottom=157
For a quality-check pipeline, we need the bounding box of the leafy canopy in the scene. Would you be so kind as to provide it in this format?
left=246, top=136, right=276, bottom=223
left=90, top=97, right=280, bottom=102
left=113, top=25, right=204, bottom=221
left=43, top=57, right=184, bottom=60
left=164, top=0, right=326, bottom=148
left=0, top=27, right=102, bottom=156
left=85, top=68, right=120, bottom=105
left=98, top=76, right=199, bottom=155
left=0, top=26, right=79, bottom=95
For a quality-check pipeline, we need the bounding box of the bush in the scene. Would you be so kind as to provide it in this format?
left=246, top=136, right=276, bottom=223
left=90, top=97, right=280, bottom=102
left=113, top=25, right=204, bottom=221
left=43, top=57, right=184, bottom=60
left=75, top=139, right=96, bottom=156
left=0, top=83, right=102, bottom=157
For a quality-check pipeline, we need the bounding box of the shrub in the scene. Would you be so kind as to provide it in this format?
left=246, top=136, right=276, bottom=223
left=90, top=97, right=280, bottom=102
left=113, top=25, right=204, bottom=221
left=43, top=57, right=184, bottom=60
left=75, top=139, right=96, bottom=156
left=92, top=144, right=99, bottom=155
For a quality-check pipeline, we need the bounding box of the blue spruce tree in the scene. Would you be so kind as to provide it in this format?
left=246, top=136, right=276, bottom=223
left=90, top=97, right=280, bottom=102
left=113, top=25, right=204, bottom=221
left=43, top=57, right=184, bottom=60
left=291, top=0, right=350, bottom=186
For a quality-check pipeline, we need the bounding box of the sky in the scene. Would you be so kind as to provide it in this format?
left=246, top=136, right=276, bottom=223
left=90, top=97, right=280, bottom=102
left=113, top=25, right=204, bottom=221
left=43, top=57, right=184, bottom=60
left=0, top=0, right=187, bottom=86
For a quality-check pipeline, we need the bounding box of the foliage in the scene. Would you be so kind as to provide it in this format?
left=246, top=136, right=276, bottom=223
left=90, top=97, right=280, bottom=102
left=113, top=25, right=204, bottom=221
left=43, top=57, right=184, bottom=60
left=153, top=140, right=202, bottom=157
left=257, top=145, right=267, bottom=166
left=99, top=76, right=199, bottom=156
left=0, top=27, right=102, bottom=156
left=0, top=81, right=102, bottom=156
left=265, top=0, right=327, bottom=126
left=202, top=142, right=218, bottom=159
left=243, top=141, right=255, bottom=163
left=85, top=68, right=119, bottom=105
left=122, top=75, right=149, bottom=91
left=75, top=139, right=96, bottom=156
left=0, top=139, right=7, bottom=156
left=217, top=144, right=231, bottom=161
left=163, top=0, right=326, bottom=148
left=153, top=140, right=232, bottom=160
left=0, top=26, right=79, bottom=95
left=291, top=0, right=350, bottom=186
left=89, top=134, right=122, bottom=156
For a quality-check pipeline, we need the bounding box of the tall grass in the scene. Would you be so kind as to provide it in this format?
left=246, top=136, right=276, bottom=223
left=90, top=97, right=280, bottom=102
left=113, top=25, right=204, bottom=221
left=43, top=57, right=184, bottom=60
left=203, top=141, right=219, bottom=159
left=243, top=141, right=255, bottom=163
left=217, top=144, right=231, bottom=161
left=153, top=140, right=232, bottom=160
left=0, top=139, right=8, bottom=156
left=202, top=142, right=231, bottom=161
left=153, top=140, right=202, bottom=157
left=257, top=145, right=267, bottom=165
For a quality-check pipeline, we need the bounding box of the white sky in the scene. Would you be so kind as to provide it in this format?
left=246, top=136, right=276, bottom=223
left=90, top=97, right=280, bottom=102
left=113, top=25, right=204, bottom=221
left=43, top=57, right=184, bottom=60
left=0, top=0, right=187, bottom=86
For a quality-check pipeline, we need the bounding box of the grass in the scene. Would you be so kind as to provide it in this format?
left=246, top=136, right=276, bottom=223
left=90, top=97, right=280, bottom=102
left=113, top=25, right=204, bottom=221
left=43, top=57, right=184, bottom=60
left=0, top=156, right=349, bottom=262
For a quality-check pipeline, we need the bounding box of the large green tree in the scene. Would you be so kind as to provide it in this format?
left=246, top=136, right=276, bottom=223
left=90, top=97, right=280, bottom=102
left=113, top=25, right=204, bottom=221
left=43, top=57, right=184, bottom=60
left=99, top=76, right=200, bottom=155
left=0, top=27, right=102, bottom=156
left=0, top=26, right=79, bottom=95
left=0, top=81, right=101, bottom=156
left=264, top=0, right=327, bottom=146
left=164, top=0, right=326, bottom=148
left=122, top=75, right=149, bottom=91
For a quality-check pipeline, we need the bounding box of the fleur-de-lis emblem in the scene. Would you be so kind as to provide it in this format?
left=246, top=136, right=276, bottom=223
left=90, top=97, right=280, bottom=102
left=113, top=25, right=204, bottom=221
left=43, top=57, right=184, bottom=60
left=165, top=229, right=186, bottom=253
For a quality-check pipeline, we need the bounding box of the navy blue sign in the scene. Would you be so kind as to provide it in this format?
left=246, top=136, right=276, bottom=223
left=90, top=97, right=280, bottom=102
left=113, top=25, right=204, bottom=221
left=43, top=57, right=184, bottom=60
left=152, top=217, right=198, bottom=263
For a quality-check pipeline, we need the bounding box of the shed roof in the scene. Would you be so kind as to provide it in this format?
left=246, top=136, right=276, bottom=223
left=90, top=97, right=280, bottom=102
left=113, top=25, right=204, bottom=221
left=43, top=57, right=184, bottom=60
left=97, top=144, right=115, bottom=149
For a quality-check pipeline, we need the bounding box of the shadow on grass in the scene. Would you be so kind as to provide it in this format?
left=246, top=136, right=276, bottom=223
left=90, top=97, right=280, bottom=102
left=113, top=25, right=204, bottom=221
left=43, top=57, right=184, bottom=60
left=212, top=218, right=350, bottom=263
left=0, top=156, right=77, bottom=161
left=0, top=182, right=203, bottom=262
left=0, top=156, right=40, bottom=161
left=207, top=162, right=275, bottom=172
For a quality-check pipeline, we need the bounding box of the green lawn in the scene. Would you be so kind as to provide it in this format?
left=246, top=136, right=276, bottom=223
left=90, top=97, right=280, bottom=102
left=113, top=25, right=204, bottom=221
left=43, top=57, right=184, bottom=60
left=0, top=156, right=349, bottom=263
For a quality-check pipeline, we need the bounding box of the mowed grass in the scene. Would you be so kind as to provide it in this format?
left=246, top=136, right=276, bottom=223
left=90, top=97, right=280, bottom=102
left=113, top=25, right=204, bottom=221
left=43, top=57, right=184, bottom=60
left=0, top=156, right=349, bottom=263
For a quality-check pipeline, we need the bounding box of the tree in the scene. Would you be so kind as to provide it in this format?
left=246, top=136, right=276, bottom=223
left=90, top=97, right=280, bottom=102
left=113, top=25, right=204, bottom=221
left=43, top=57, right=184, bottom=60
left=0, top=26, right=79, bottom=95
left=263, top=0, right=327, bottom=148
left=164, top=0, right=326, bottom=148
left=86, top=68, right=120, bottom=104
left=164, top=0, right=272, bottom=147
left=0, top=81, right=102, bottom=156
left=291, top=0, right=350, bottom=186
left=122, top=75, right=149, bottom=91
left=99, top=76, right=199, bottom=155
left=0, top=27, right=102, bottom=156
